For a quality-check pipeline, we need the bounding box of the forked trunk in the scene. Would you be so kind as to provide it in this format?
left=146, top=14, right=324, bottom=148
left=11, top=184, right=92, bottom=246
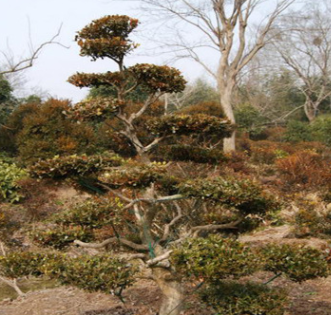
left=304, top=99, right=317, bottom=122
left=153, top=267, right=184, bottom=315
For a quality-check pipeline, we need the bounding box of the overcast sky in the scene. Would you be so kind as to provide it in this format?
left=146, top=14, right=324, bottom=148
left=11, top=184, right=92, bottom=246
left=1, top=0, right=299, bottom=103
left=0, top=0, right=210, bottom=102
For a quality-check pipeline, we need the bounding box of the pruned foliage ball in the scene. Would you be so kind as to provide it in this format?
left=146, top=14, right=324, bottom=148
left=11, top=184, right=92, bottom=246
left=98, top=162, right=169, bottom=189
left=129, top=63, right=186, bottom=93
left=171, top=236, right=262, bottom=282
left=179, top=177, right=278, bottom=215
left=69, top=96, right=123, bottom=120
left=29, top=153, right=123, bottom=179
left=31, top=226, right=94, bottom=250
left=0, top=252, right=53, bottom=279
left=53, top=198, right=124, bottom=229
left=42, top=254, right=137, bottom=294
left=75, top=15, right=139, bottom=62
left=200, top=281, right=288, bottom=315
left=261, top=244, right=329, bottom=282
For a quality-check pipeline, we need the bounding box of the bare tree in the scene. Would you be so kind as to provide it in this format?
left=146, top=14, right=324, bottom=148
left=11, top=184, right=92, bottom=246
left=269, top=0, right=331, bottom=122
left=0, top=25, right=64, bottom=76
left=140, top=0, right=295, bottom=152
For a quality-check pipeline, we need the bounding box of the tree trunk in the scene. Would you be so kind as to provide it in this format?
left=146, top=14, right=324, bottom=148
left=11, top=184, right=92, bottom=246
left=219, top=83, right=236, bottom=153
left=304, top=99, right=317, bottom=122
left=153, top=267, right=184, bottom=315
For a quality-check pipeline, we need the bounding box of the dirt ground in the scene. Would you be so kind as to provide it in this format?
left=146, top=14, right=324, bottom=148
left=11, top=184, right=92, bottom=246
left=0, top=280, right=212, bottom=315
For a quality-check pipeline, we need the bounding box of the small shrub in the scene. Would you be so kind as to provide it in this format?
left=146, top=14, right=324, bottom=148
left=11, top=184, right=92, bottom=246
left=294, top=208, right=331, bottom=238
left=53, top=198, right=124, bottom=229
left=261, top=244, right=329, bottom=282
left=15, top=98, right=98, bottom=164
left=264, top=127, right=286, bottom=142
left=171, top=236, right=262, bottom=282
left=0, top=252, right=51, bottom=279
left=225, top=151, right=250, bottom=173
left=0, top=161, right=27, bottom=202
left=311, top=115, right=331, bottom=146
left=31, top=226, right=94, bottom=249
left=200, top=281, right=288, bottom=315
left=179, top=177, right=278, bottom=215
left=99, top=162, right=169, bottom=189
left=234, top=103, right=267, bottom=139
left=41, top=254, right=137, bottom=294
left=249, top=141, right=289, bottom=164
left=283, top=120, right=312, bottom=143
left=276, top=151, right=331, bottom=188
left=29, top=153, right=123, bottom=179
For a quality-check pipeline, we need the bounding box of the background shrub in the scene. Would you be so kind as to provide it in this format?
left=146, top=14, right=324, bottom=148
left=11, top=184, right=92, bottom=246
left=0, top=161, right=27, bottom=203
left=276, top=151, right=331, bottom=188
left=12, top=98, right=97, bottom=164
left=283, top=120, right=312, bottom=143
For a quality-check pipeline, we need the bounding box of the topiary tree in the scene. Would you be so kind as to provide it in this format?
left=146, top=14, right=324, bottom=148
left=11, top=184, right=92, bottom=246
left=12, top=15, right=329, bottom=315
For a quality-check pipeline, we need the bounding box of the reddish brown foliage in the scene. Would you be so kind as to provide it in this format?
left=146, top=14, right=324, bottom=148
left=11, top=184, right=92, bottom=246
left=276, top=151, right=331, bottom=188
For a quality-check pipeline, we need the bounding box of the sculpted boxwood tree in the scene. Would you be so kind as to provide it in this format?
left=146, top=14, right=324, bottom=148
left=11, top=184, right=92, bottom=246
left=6, top=15, right=329, bottom=315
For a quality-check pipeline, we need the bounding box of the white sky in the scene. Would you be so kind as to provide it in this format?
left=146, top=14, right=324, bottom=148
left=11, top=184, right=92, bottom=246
left=0, top=0, right=299, bottom=103
left=0, top=0, right=210, bottom=102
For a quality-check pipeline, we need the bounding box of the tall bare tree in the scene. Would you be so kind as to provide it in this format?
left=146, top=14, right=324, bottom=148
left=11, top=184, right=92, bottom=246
left=140, top=0, right=295, bottom=151
left=269, top=0, right=331, bottom=122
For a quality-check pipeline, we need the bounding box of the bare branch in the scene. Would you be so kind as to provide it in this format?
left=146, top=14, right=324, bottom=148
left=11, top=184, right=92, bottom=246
left=74, top=238, right=149, bottom=251
left=0, top=25, right=67, bottom=76
left=146, top=250, right=173, bottom=266
left=160, top=202, right=184, bottom=242
left=0, top=277, right=25, bottom=296
left=190, top=217, right=243, bottom=236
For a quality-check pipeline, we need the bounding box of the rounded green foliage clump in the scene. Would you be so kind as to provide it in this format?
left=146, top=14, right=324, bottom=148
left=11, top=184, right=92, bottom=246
left=69, top=96, right=123, bottom=120
left=29, top=153, right=123, bottom=179
left=0, top=252, right=52, bottom=279
left=76, top=15, right=139, bottom=62
left=171, top=236, right=262, bottom=283
left=261, top=244, right=329, bottom=282
left=53, top=198, right=124, bottom=229
left=0, top=161, right=27, bottom=203
left=179, top=177, right=278, bottom=215
left=294, top=208, right=331, bottom=238
left=200, top=281, right=288, bottom=315
left=128, top=64, right=186, bottom=93
left=98, top=162, right=168, bottom=189
left=31, top=226, right=94, bottom=250
left=42, top=254, right=137, bottom=294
